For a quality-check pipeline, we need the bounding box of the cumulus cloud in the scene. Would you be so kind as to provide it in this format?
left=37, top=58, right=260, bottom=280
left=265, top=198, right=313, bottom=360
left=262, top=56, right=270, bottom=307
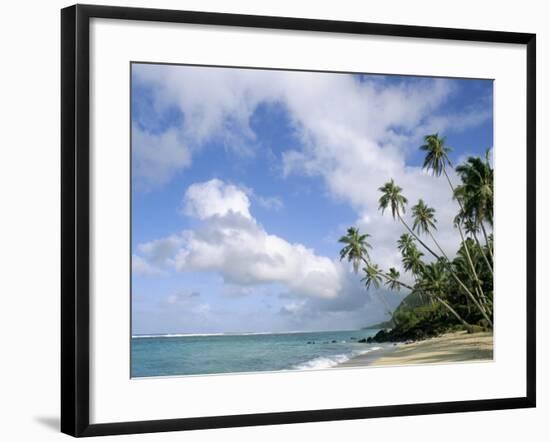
left=253, top=194, right=284, bottom=211
left=132, top=124, right=191, bottom=189
left=164, top=290, right=211, bottom=315
left=183, top=178, right=252, bottom=220
left=165, top=290, right=201, bottom=304
left=138, top=179, right=344, bottom=299
left=132, top=254, right=165, bottom=276
left=137, top=235, right=184, bottom=267
left=132, top=65, right=468, bottom=191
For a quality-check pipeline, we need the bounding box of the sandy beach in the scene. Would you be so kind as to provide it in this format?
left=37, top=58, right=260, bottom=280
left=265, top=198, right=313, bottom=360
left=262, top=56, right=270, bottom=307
left=339, top=331, right=493, bottom=368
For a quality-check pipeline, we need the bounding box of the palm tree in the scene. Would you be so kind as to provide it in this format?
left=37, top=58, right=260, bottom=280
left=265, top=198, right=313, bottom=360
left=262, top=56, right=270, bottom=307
left=361, top=263, right=383, bottom=290
left=397, top=236, right=430, bottom=303
left=456, top=211, right=494, bottom=275
left=378, top=180, right=440, bottom=259
left=419, top=134, right=488, bottom=311
left=401, top=242, right=425, bottom=277
left=411, top=199, right=450, bottom=259
left=420, top=133, right=453, bottom=177
left=397, top=233, right=415, bottom=253
left=406, top=197, right=492, bottom=326
left=378, top=179, right=408, bottom=219
left=385, top=267, right=402, bottom=291
left=455, top=150, right=494, bottom=265
left=338, top=226, right=472, bottom=328
left=455, top=150, right=493, bottom=227
left=411, top=199, right=437, bottom=234
left=339, top=227, right=398, bottom=318
left=378, top=182, right=486, bottom=322
left=416, top=259, right=470, bottom=326
left=454, top=239, right=493, bottom=311
left=462, top=217, right=479, bottom=237
left=338, top=227, right=371, bottom=273
left=363, top=263, right=414, bottom=297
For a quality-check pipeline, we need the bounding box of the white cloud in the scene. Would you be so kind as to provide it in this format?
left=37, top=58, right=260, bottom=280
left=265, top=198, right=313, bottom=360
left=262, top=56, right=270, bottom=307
left=165, top=290, right=200, bottom=305
left=253, top=194, right=284, bottom=211
left=138, top=180, right=344, bottom=299
left=132, top=254, right=165, bottom=276
left=137, top=235, right=184, bottom=267
left=132, top=67, right=490, bottom=237
left=164, top=290, right=211, bottom=315
left=183, top=178, right=252, bottom=220
left=132, top=125, right=191, bottom=189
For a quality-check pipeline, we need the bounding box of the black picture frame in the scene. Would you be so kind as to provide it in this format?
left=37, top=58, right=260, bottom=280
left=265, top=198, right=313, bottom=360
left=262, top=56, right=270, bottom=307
left=61, top=4, right=536, bottom=437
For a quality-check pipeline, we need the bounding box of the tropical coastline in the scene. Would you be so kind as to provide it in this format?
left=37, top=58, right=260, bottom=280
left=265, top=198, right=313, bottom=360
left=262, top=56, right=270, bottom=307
left=338, top=331, right=493, bottom=368
left=131, top=66, right=495, bottom=377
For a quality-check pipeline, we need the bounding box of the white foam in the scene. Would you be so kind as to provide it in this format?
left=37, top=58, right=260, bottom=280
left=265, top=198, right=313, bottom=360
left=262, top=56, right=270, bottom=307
left=132, top=333, right=226, bottom=338
left=293, top=347, right=381, bottom=370
left=132, top=330, right=309, bottom=339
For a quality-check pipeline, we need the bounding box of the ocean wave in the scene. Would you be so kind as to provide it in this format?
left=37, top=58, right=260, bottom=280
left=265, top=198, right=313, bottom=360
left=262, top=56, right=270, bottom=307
left=293, top=347, right=382, bottom=370
left=132, top=333, right=226, bottom=338
left=132, top=331, right=308, bottom=339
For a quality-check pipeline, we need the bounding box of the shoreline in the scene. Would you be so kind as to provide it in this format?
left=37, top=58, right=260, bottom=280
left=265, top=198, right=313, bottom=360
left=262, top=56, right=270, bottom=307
left=338, top=331, right=493, bottom=368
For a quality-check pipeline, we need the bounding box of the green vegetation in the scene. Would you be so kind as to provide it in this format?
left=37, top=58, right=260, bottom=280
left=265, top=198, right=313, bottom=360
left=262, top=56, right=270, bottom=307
left=339, top=134, right=493, bottom=342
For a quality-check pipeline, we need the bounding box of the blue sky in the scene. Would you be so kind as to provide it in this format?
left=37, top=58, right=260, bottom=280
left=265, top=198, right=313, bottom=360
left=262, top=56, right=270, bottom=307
left=131, top=64, right=493, bottom=335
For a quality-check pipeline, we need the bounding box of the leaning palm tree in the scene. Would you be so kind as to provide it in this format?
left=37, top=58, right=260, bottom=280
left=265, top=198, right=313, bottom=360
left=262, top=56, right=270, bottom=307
left=361, top=264, right=383, bottom=290
left=379, top=180, right=476, bottom=291
left=455, top=151, right=493, bottom=227
left=366, top=257, right=416, bottom=292
left=338, top=227, right=371, bottom=273
left=399, top=241, right=427, bottom=303
left=378, top=179, right=408, bottom=219
left=385, top=267, right=402, bottom=291
left=362, top=263, right=414, bottom=305
left=416, top=260, right=470, bottom=326
left=411, top=199, right=437, bottom=234
left=397, top=233, right=415, bottom=254
left=378, top=180, right=439, bottom=259
left=412, top=199, right=451, bottom=261
left=401, top=241, right=425, bottom=277
left=454, top=239, right=493, bottom=310
left=420, top=134, right=453, bottom=177
left=462, top=217, right=479, bottom=237
left=377, top=180, right=489, bottom=324
left=456, top=211, right=494, bottom=275
left=455, top=151, right=494, bottom=265
left=339, top=228, right=396, bottom=317
left=419, top=134, right=488, bottom=310
left=402, top=194, right=492, bottom=325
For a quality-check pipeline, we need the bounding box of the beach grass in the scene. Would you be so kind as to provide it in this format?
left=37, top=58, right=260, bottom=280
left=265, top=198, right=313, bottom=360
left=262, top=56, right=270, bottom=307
left=338, top=331, right=493, bottom=368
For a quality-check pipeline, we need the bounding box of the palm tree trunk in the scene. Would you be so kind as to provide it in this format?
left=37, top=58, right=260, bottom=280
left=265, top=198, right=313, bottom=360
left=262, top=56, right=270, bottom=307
left=428, top=230, right=489, bottom=307
left=480, top=221, right=494, bottom=261
left=456, top=219, right=489, bottom=302
left=397, top=212, right=492, bottom=326
left=360, top=257, right=394, bottom=318
left=442, top=168, right=490, bottom=310
left=427, top=230, right=492, bottom=326
left=434, top=295, right=470, bottom=327
left=397, top=213, right=439, bottom=259
left=372, top=266, right=470, bottom=327
left=472, top=230, right=494, bottom=276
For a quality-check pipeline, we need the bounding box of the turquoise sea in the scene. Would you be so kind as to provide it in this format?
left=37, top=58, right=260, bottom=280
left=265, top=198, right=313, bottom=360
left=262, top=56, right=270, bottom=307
left=131, top=329, right=384, bottom=377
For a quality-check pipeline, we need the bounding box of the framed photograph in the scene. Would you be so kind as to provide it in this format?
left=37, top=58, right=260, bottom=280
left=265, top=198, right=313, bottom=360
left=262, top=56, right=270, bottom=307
left=61, top=4, right=536, bottom=437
